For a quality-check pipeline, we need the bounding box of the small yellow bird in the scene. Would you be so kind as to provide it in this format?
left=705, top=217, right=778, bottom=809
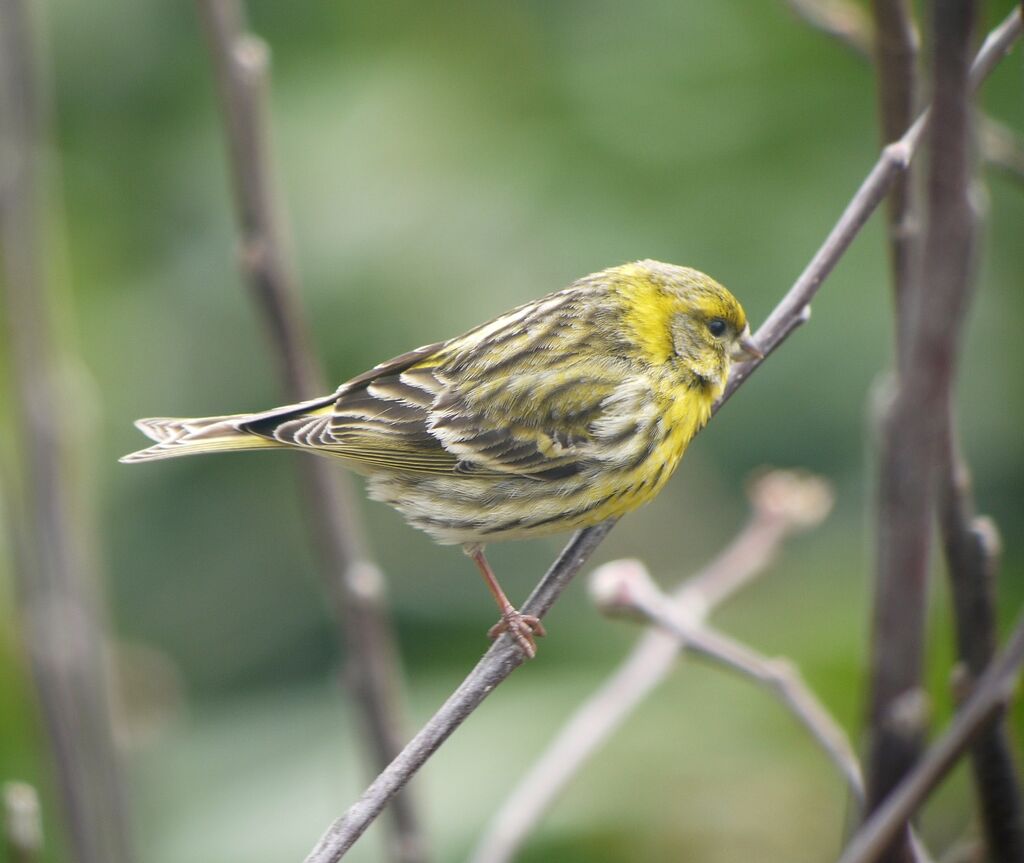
left=122, top=260, right=760, bottom=657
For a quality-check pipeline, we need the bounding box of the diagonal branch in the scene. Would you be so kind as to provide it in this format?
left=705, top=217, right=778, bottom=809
left=605, top=565, right=864, bottom=805
left=302, top=10, right=1022, bottom=861
left=469, top=471, right=834, bottom=863
left=937, top=428, right=1024, bottom=860
left=193, top=3, right=424, bottom=861
left=837, top=609, right=1024, bottom=863
left=304, top=522, right=617, bottom=863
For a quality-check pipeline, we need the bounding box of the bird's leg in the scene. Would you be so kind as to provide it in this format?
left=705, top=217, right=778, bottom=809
left=464, top=544, right=546, bottom=659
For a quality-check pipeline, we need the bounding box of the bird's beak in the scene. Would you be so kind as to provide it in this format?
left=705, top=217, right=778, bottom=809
left=731, top=325, right=764, bottom=361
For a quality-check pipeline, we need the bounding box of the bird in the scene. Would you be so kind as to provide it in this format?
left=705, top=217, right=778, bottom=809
left=122, top=259, right=761, bottom=657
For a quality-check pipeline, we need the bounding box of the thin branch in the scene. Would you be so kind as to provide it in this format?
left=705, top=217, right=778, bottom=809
left=937, top=428, right=1024, bottom=860
left=604, top=566, right=864, bottom=805
left=303, top=11, right=1022, bottom=861
left=0, top=3, right=134, bottom=862
left=726, top=6, right=1021, bottom=404
left=192, top=4, right=425, bottom=861
left=837, top=610, right=1024, bottom=863
left=304, top=522, right=617, bottom=863
left=865, top=2, right=981, bottom=862
left=3, top=783, right=43, bottom=863
left=469, top=471, right=834, bottom=863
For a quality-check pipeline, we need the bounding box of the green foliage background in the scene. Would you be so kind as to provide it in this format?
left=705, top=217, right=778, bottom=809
left=1, top=1, right=1022, bottom=861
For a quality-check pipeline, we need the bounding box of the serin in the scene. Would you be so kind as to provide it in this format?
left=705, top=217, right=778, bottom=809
left=122, top=260, right=761, bottom=657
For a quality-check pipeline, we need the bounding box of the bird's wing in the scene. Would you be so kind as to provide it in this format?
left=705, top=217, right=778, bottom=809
left=240, top=341, right=460, bottom=475
left=256, top=287, right=641, bottom=480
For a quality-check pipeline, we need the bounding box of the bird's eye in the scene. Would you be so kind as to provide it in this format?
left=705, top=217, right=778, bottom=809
left=707, top=318, right=727, bottom=337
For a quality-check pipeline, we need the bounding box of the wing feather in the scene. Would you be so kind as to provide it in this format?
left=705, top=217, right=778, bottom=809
left=254, top=284, right=641, bottom=480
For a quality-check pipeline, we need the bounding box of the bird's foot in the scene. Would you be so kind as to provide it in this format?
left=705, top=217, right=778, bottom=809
left=488, top=608, right=546, bottom=659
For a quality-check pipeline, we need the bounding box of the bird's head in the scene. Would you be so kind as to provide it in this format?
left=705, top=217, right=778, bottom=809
left=614, top=260, right=761, bottom=392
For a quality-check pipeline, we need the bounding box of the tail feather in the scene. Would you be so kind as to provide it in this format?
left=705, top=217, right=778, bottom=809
left=120, top=414, right=282, bottom=463
left=121, top=392, right=341, bottom=464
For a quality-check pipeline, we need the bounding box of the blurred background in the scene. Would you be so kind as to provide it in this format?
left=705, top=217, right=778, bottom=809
left=1, top=1, right=1022, bottom=861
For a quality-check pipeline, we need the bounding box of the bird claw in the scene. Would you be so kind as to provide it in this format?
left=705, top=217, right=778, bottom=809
left=488, top=609, right=546, bottom=659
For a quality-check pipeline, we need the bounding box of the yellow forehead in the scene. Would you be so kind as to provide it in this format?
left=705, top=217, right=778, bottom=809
left=616, top=260, right=747, bottom=330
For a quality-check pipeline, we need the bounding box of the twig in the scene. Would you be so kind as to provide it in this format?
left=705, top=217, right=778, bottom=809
left=303, top=11, right=1023, bottom=861
left=192, top=3, right=424, bottom=860
left=837, top=611, right=1024, bottom=863
left=3, top=783, right=43, bottom=863
left=865, top=2, right=980, bottom=862
left=304, top=522, right=617, bottom=863
left=726, top=6, right=1021, bottom=405
left=937, top=428, right=1024, bottom=860
left=599, top=563, right=864, bottom=804
left=0, top=3, right=134, bottom=862
left=469, top=471, right=833, bottom=863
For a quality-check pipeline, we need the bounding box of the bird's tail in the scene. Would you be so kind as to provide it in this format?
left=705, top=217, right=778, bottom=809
left=119, top=414, right=284, bottom=463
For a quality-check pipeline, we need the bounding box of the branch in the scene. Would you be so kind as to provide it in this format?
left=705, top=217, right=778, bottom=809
left=193, top=4, right=425, bottom=860
left=469, top=471, right=833, bottom=863
left=793, top=1, right=1023, bottom=856
left=870, top=0, right=918, bottom=334
left=729, top=4, right=1021, bottom=405
left=3, top=783, right=43, bottom=863
left=837, top=610, right=1024, bottom=863
left=0, top=3, right=135, bottom=862
left=865, top=2, right=981, bottom=860
left=937, top=428, right=1024, bottom=860
left=597, top=563, right=864, bottom=804
left=304, top=522, right=617, bottom=863
left=303, top=10, right=1022, bottom=860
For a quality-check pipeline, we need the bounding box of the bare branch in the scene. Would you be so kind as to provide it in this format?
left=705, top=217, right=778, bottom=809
left=870, top=0, right=919, bottom=337
left=797, top=1, right=1023, bottom=856
left=304, top=521, right=617, bottom=863
left=192, top=3, right=424, bottom=860
left=470, top=471, right=833, bottom=863
left=865, top=2, right=981, bottom=861
left=726, top=6, right=1021, bottom=403
left=0, top=2, right=135, bottom=862
left=302, top=11, right=1022, bottom=860
left=603, top=564, right=864, bottom=804
left=3, top=783, right=43, bottom=863
left=838, top=611, right=1024, bottom=863
left=938, top=429, right=1024, bottom=860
